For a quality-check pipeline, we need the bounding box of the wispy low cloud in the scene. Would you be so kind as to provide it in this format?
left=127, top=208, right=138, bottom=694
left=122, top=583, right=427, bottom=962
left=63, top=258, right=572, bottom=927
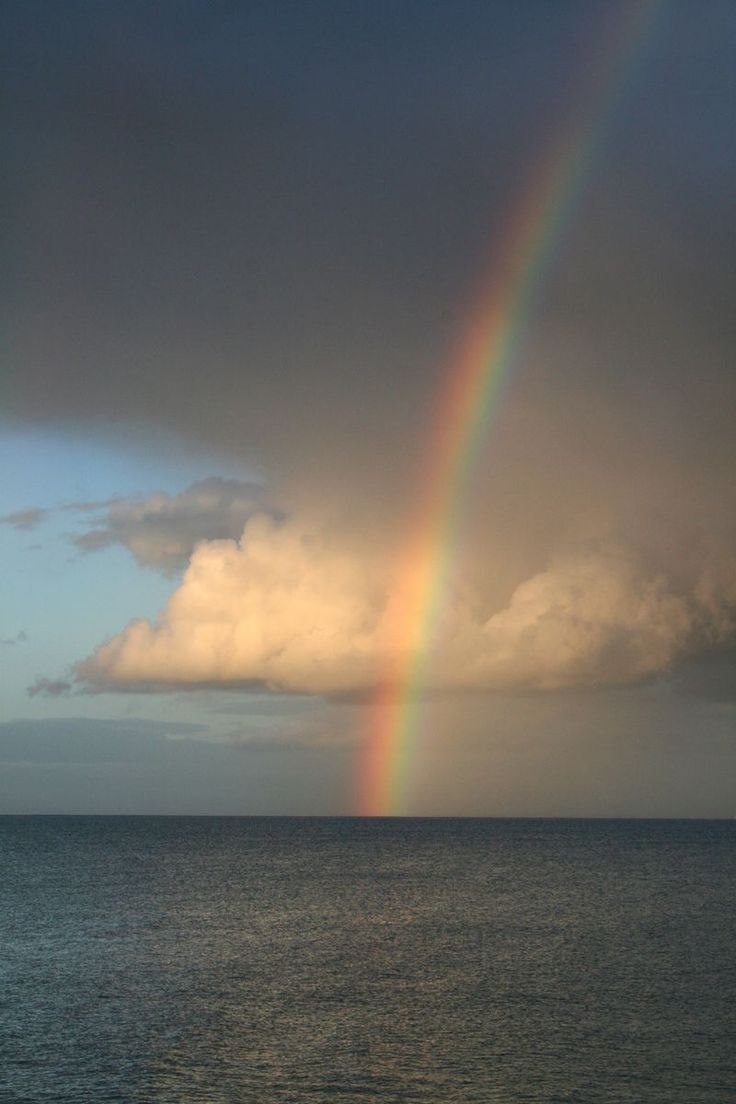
left=228, top=731, right=353, bottom=752
left=27, top=677, right=73, bottom=698
left=0, top=508, right=47, bottom=531
left=0, top=717, right=209, bottom=765
left=77, top=514, right=736, bottom=696
left=69, top=477, right=278, bottom=575
left=224, top=712, right=356, bottom=752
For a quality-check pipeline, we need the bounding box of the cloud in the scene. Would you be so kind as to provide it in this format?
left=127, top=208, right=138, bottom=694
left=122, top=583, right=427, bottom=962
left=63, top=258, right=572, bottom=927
left=69, top=477, right=277, bottom=574
left=79, top=515, right=382, bottom=695
left=215, top=714, right=355, bottom=753
left=0, top=717, right=208, bottom=765
left=78, top=514, right=736, bottom=696
left=0, top=508, right=46, bottom=531
left=2, top=631, right=28, bottom=647
left=180, top=691, right=322, bottom=717
left=470, top=551, right=698, bottom=690
left=27, top=677, right=73, bottom=697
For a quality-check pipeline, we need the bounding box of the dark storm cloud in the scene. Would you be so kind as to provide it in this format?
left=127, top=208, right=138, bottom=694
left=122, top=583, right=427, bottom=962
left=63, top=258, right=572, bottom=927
left=1, top=1, right=732, bottom=516
left=8, top=1, right=721, bottom=471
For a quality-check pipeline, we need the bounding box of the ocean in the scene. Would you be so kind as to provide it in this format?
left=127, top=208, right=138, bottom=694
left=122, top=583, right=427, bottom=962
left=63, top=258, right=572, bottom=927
left=1, top=816, right=734, bottom=1102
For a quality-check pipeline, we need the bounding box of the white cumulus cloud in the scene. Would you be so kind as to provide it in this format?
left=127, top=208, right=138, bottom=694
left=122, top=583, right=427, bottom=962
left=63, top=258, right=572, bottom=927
left=78, top=513, right=736, bottom=696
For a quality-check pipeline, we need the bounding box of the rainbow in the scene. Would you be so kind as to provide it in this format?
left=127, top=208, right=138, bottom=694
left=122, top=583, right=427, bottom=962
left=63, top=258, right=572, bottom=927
left=357, top=1, right=662, bottom=817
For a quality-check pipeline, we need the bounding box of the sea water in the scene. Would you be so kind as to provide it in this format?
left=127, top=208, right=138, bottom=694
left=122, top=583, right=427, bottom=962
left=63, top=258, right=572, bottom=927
left=1, top=816, right=734, bottom=1102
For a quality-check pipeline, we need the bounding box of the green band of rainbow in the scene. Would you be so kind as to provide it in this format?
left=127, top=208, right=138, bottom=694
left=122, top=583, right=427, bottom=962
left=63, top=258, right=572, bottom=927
left=357, top=0, right=661, bottom=817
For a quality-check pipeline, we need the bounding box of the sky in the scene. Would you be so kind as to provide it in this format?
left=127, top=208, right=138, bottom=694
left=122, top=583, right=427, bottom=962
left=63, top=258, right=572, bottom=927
left=2, top=0, right=735, bottom=815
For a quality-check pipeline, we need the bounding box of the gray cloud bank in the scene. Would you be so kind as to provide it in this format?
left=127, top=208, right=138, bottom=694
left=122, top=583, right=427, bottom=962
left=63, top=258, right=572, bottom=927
left=0, top=717, right=207, bottom=765
left=70, top=477, right=274, bottom=574
left=5, top=477, right=272, bottom=573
